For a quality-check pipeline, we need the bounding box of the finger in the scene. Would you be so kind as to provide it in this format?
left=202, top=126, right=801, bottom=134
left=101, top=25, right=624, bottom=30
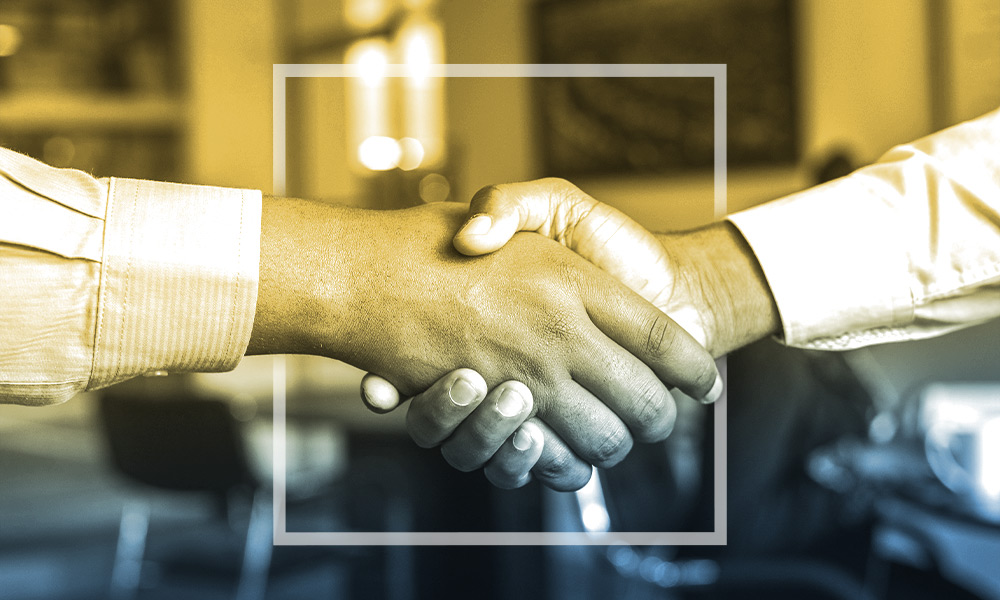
left=530, top=419, right=594, bottom=492
left=360, top=373, right=403, bottom=414
left=537, top=379, right=633, bottom=470
left=453, top=187, right=528, bottom=255
left=405, top=368, right=488, bottom=448
left=484, top=420, right=544, bottom=489
left=455, top=179, right=674, bottom=308
left=570, top=328, right=678, bottom=443
left=454, top=179, right=569, bottom=255
left=441, top=381, right=533, bottom=472
left=582, top=277, right=723, bottom=404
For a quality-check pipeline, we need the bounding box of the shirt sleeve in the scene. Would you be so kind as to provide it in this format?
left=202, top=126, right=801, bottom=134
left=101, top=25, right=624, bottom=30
left=0, top=147, right=261, bottom=406
left=728, top=107, right=1000, bottom=350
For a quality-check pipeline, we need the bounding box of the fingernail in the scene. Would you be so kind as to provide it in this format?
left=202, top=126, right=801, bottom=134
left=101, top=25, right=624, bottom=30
left=701, top=373, right=724, bottom=405
left=450, top=378, right=478, bottom=407
left=512, top=427, right=533, bottom=451
left=461, top=215, right=492, bottom=236
left=496, top=388, right=525, bottom=417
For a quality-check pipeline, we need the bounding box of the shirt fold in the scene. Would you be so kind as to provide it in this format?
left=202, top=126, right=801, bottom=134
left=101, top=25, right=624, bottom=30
left=729, top=108, right=1000, bottom=350
left=0, top=147, right=261, bottom=406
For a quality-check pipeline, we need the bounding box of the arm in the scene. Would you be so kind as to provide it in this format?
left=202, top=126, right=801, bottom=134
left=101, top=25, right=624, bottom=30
left=373, top=107, right=1000, bottom=488
left=728, top=107, right=1000, bottom=348
left=654, top=222, right=780, bottom=356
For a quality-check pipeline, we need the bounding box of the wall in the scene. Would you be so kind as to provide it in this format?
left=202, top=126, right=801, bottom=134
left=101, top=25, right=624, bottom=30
left=173, top=0, right=998, bottom=216
left=440, top=0, right=538, bottom=202
left=180, top=0, right=279, bottom=191
left=441, top=0, right=941, bottom=230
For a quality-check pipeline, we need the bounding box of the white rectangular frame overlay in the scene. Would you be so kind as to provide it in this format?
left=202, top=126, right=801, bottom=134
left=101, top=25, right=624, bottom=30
left=272, top=63, right=727, bottom=546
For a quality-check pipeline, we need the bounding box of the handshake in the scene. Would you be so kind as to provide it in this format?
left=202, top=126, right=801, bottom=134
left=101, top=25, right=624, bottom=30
left=249, top=178, right=780, bottom=491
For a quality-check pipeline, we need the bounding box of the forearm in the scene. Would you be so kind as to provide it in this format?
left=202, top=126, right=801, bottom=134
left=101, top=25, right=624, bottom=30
left=657, top=222, right=780, bottom=357
left=726, top=109, right=1000, bottom=350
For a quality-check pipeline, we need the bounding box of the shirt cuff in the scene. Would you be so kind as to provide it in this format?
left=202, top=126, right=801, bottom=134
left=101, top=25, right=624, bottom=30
left=727, top=173, right=914, bottom=349
left=88, top=178, right=262, bottom=390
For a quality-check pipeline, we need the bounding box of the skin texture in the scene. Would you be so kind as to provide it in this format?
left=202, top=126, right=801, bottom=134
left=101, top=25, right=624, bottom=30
left=362, top=178, right=781, bottom=489
left=248, top=196, right=721, bottom=491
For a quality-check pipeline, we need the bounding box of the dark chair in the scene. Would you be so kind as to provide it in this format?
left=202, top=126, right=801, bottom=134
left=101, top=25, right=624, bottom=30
left=98, top=393, right=272, bottom=600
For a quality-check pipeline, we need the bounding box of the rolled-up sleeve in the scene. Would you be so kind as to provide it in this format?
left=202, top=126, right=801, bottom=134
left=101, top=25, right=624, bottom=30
left=0, top=148, right=261, bottom=406
left=728, top=108, right=1000, bottom=350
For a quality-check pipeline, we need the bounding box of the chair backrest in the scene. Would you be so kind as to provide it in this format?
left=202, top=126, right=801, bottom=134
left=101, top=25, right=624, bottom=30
left=98, top=393, right=256, bottom=494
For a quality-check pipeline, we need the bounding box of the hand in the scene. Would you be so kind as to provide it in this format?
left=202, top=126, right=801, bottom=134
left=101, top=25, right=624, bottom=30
left=364, top=369, right=545, bottom=489
left=249, top=198, right=722, bottom=491
left=362, top=179, right=779, bottom=489
left=451, top=178, right=763, bottom=355
left=454, top=178, right=710, bottom=345
left=451, top=178, right=779, bottom=356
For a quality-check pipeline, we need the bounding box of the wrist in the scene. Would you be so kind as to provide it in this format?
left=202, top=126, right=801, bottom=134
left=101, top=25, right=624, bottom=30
left=658, top=222, right=780, bottom=356
left=247, top=196, right=362, bottom=358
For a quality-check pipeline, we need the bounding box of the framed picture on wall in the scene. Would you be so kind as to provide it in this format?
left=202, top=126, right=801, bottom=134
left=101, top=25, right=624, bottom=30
left=533, top=0, right=798, bottom=178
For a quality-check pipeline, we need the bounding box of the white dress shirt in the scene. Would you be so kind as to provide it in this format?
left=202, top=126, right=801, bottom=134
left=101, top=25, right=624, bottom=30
left=0, top=148, right=261, bottom=406
left=729, top=107, right=1000, bottom=350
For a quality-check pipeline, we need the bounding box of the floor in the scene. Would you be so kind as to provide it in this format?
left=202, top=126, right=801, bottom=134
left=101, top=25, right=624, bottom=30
left=0, top=393, right=547, bottom=600
left=0, top=395, right=356, bottom=600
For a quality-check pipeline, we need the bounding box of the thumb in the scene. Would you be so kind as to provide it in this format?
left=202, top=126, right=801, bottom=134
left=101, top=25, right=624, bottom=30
left=453, top=185, right=528, bottom=256
left=360, top=373, right=402, bottom=414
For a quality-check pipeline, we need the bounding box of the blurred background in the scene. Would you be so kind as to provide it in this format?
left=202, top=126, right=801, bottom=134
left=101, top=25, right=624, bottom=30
left=1, top=0, right=1000, bottom=599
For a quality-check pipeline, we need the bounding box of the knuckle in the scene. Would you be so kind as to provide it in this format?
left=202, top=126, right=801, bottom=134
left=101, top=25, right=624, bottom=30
left=471, top=183, right=504, bottom=205
left=555, top=253, right=583, bottom=279
left=534, top=448, right=589, bottom=490
left=628, top=381, right=676, bottom=443
left=637, top=393, right=677, bottom=443
left=645, top=314, right=679, bottom=358
left=589, top=424, right=633, bottom=468
left=541, top=307, right=579, bottom=343
left=631, top=379, right=669, bottom=425
left=546, top=466, right=593, bottom=492
left=533, top=454, right=571, bottom=481
left=540, top=177, right=575, bottom=193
